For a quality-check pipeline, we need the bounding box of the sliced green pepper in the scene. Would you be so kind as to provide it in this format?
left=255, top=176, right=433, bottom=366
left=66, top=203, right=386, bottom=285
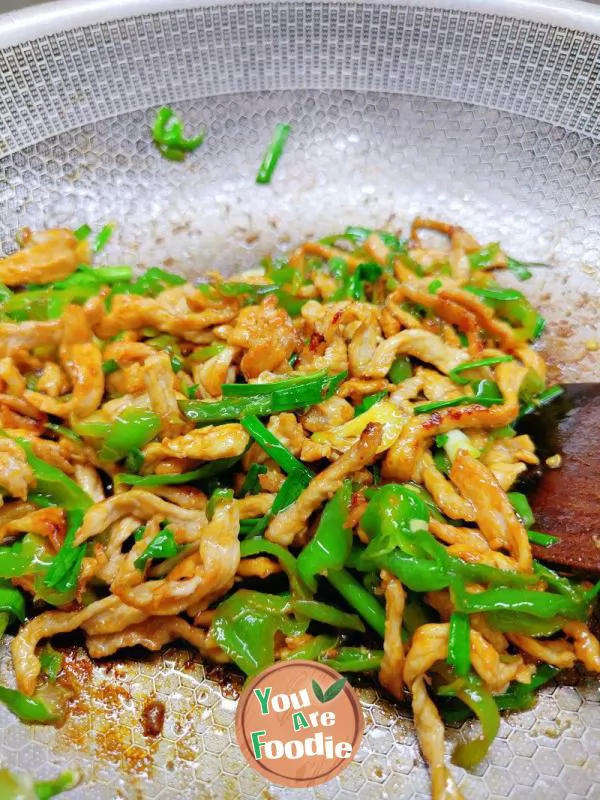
left=99, top=408, right=161, bottom=462
left=361, top=484, right=430, bottom=559
left=296, top=482, right=352, bottom=592
left=326, top=568, right=386, bottom=638
left=447, top=612, right=471, bottom=677
left=239, top=538, right=311, bottom=599
left=321, top=647, right=384, bottom=672
left=293, top=600, right=365, bottom=632
left=281, top=634, right=339, bottom=662
left=210, top=589, right=307, bottom=675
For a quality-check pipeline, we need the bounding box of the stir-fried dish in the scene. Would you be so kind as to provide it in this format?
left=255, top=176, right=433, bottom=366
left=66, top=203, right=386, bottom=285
left=0, top=218, right=598, bottom=799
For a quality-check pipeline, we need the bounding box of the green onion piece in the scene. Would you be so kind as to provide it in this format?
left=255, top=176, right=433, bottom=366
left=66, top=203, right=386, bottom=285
left=388, top=355, right=412, bottom=384
left=256, top=123, right=291, bottom=184
left=507, top=492, right=535, bottom=529
left=354, top=391, right=387, bottom=417
left=527, top=530, right=560, bottom=547
left=102, top=359, right=119, bottom=375
left=221, top=370, right=328, bottom=397
left=117, top=456, right=241, bottom=487
left=449, top=355, right=513, bottom=385
left=93, top=224, right=113, bottom=254
left=134, top=525, right=180, bottom=572
left=414, top=394, right=501, bottom=414
left=74, top=224, right=92, bottom=241
left=506, top=256, right=533, bottom=281
left=447, top=612, right=471, bottom=677
left=44, top=423, right=82, bottom=443
left=241, top=415, right=314, bottom=484
left=152, top=106, right=205, bottom=158
left=238, top=463, right=268, bottom=497
left=44, top=510, right=85, bottom=593
left=518, top=385, right=564, bottom=418
left=185, top=384, right=199, bottom=399
left=182, top=370, right=346, bottom=423
left=465, top=284, right=523, bottom=301
left=243, top=472, right=307, bottom=536
left=428, top=278, right=442, bottom=294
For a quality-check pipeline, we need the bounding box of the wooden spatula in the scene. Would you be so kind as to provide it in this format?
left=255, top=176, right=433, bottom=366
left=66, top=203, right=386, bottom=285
left=517, top=384, right=600, bottom=575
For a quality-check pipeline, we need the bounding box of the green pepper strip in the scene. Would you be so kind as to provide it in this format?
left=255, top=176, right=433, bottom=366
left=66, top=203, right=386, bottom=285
left=256, top=123, right=291, bottom=184
left=34, top=770, right=79, bottom=800
left=0, top=686, right=61, bottom=724
left=494, top=664, right=560, bottom=711
left=39, top=644, right=63, bottom=682
left=326, top=568, right=386, bottom=638
left=485, top=610, right=566, bottom=637
left=451, top=674, right=500, bottom=769
left=388, top=355, right=413, bottom=384
left=117, top=455, right=242, bottom=487
left=181, top=370, right=347, bottom=423
left=281, top=634, right=339, bottom=662
left=361, top=484, right=431, bottom=559
left=507, top=491, right=535, bottom=529
left=12, top=438, right=93, bottom=511
left=134, top=526, right=180, bottom=571
left=447, top=612, right=471, bottom=677
left=239, top=539, right=311, bottom=599
left=468, top=243, right=501, bottom=270
left=451, top=582, right=589, bottom=620
left=210, top=589, right=307, bottom=675
left=293, top=600, right=365, bottom=632
left=297, top=482, right=352, bottom=592
left=350, top=543, right=539, bottom=592
left=240, top=415, right=314, bottom=484
left=98, top=408, right=161, bottom=462
left=0, top=581, right=26, bottom=623
left=449, top=356, right=513, bottom=385
left=321, top=647, right=384, bottom=672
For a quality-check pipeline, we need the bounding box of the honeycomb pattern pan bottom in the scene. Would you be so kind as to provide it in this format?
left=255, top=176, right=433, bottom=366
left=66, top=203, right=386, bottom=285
left=0, top=3, right=599, bottom=799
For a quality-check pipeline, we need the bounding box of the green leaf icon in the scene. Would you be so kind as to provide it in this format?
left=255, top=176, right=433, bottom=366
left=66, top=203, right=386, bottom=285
left=323, top=677, right=346, bottom=702
left=312, top=677, right=346, bottom=703
left=312, top=679, right=326, bottom=703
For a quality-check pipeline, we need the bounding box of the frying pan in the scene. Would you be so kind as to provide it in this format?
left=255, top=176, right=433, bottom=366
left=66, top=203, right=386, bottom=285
left=0, top=1, right=598, bottom=798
